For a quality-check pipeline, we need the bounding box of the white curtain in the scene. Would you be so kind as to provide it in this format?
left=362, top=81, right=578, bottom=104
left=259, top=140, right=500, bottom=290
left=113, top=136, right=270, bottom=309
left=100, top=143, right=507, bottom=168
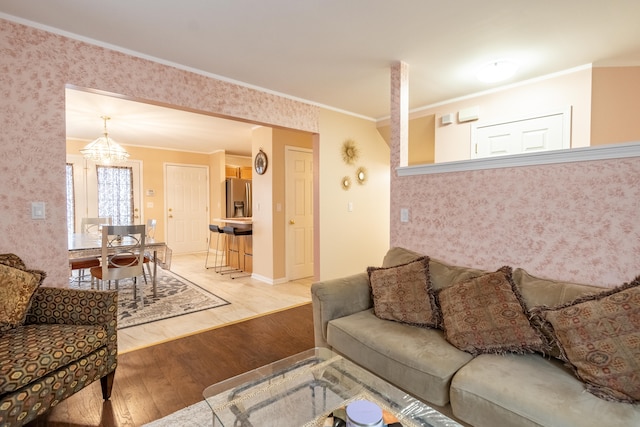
left=66, top=163, right=75, bottom=234
left=96, top=165, right=134, bottom=225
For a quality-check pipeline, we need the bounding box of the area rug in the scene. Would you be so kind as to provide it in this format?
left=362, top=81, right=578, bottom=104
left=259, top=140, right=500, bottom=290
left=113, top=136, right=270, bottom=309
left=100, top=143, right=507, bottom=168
left=70, top=268, right=230, bottom=329
left=142, top=401, right=211, bottom=427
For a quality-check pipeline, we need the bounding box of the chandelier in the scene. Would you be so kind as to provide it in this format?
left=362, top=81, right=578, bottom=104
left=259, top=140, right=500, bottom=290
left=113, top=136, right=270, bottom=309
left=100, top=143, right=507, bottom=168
left=80, top=116, right=130, bottom=164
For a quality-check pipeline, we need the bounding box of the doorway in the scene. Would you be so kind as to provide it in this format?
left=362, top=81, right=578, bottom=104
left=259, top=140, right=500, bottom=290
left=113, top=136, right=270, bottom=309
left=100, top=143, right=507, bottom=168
left=285, top=147, right=314, bottom=280
left=165, top=164, right=209, bottom=254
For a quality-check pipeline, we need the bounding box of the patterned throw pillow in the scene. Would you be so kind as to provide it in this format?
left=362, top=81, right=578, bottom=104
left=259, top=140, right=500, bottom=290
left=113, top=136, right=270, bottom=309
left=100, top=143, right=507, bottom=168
left=0, top=253, right=46, bottom=286
left=0, top=264, right=40, bottom=332
left=368, top=256, right=440, bottom=328
left=532, top=278, right=640, bottom=403
left=438, top=266, right=545, bottom=356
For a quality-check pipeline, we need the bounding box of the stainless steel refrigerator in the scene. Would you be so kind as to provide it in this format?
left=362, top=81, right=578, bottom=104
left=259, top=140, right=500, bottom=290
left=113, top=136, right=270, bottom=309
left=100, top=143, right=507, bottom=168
left=225, top=178, right=252, bottom=218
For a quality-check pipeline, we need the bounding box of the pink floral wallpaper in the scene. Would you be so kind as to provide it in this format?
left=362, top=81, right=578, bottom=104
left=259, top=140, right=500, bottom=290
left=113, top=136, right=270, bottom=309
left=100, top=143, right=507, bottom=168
left=0, top=19, right=318, bottom=285
left=390, top=159, right=640, bottom=288
left=2, top=17, right=638, bottom=290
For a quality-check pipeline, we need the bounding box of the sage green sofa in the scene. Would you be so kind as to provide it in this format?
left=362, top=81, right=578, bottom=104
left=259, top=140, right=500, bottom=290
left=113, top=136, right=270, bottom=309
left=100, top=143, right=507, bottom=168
left=311, top=247, right=640, bottom=427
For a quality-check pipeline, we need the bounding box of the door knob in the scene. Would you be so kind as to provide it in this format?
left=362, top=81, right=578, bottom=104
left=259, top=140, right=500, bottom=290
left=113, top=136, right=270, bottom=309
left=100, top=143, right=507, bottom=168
left=169, top=215, right=173, bottom=219
left=289, top=219, right=295, bottom=224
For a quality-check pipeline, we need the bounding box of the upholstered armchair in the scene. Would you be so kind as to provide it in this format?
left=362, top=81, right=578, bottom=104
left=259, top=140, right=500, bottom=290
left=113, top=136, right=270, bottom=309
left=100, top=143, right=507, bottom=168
left=0, top=254, right=118, bottom=427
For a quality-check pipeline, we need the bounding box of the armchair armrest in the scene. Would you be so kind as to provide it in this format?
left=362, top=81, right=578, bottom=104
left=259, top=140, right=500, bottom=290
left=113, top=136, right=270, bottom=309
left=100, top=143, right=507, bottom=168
left=311, top=272, right=372, bottom=348
left=25, top=288, right=118, bottom=370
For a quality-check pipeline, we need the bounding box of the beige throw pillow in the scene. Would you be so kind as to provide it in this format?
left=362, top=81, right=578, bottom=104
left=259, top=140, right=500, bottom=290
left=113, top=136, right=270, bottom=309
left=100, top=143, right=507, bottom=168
left=532, top=278, right=640, bottom=403
left=0, top=264, right=40, bottom=332
left=368, top=256, right=440, bottom=328
left=438, top=266, right=545, bottom=356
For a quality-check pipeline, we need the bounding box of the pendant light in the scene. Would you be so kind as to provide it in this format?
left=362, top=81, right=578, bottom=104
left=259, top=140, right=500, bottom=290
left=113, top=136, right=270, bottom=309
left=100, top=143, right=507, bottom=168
left=80, top=116, right=130, bottom=164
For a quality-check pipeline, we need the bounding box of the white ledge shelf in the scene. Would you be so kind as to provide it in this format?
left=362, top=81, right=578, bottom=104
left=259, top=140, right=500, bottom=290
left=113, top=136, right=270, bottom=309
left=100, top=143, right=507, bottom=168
left=396, top=141, right=640, bottom=176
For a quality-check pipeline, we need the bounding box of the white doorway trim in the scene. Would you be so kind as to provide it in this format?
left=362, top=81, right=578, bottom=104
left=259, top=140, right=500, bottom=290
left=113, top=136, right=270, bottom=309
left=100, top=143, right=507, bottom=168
left=285, top=146, right=314, bottom=281
left=163, top=163, right=210, bottom=254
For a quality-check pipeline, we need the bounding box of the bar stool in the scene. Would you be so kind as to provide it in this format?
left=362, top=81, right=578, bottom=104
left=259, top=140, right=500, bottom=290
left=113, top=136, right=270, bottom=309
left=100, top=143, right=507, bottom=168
left=221, top=226, right=252, bottom=278
left=205, top=224, right=227, bottom=272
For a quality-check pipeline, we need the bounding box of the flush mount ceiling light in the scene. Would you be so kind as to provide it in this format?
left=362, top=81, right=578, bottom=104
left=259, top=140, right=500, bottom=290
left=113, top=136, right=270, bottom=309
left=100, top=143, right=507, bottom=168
left=476, top=60, right=518, bottom=83
left=80, top=115, right=130, bottom=164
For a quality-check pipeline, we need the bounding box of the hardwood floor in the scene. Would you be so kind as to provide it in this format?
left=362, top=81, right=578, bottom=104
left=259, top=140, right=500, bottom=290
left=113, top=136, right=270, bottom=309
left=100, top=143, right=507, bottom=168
left=118, top=252, right=313, bottom=352
left=25, top=252, right=314, bottom=426
left=26, top=303, right=315, bottom=427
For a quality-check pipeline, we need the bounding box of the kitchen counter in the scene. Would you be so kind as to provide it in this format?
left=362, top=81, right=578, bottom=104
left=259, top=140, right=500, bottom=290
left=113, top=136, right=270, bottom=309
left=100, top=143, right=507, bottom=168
left=214, top=217, right=252, bottom=225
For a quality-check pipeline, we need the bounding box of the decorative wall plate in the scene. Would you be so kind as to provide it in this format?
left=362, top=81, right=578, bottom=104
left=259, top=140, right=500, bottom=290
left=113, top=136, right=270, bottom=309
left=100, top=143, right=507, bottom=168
left=341, top=138, right=359, bottom=165
left=254, top=149, right=268, bottom=175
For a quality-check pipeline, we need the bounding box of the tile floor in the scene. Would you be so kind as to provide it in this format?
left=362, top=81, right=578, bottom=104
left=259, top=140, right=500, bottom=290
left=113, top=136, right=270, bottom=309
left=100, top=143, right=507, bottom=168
left=117, top=252, right=313, bottom=353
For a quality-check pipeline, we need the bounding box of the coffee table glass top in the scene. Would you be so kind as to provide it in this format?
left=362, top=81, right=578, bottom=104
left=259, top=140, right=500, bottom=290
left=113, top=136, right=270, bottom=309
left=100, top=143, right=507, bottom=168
left=203, top=347, right=461, bottom=427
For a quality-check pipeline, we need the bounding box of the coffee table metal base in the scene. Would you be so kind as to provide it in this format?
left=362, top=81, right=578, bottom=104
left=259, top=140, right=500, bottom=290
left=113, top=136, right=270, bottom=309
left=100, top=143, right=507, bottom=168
left=203, top=348, right=461, bottom=427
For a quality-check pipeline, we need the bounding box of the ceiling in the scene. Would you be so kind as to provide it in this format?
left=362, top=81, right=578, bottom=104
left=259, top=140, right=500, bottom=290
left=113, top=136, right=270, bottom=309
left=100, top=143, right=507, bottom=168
left=65, top=88, right=257, bottom=156
left=2, top=0, right=640, bottom=154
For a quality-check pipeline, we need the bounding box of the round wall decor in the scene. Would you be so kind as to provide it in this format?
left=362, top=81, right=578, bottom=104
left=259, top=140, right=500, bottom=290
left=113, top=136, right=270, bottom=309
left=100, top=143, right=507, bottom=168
left=254, top=149, right=268, bottom=175
left=341, top=138, right=359, bottom=165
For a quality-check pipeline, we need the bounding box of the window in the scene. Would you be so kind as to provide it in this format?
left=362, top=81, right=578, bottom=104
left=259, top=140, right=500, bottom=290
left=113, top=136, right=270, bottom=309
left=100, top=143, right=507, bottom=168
left=66, top=155, right=141, bottom=232
left=66, top=163, right=75, bottom=234
left=96, top=165, right=134, bottom=225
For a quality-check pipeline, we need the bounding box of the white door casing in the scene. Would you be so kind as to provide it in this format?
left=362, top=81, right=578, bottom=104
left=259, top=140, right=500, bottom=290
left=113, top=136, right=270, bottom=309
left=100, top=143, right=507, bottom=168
left=66, top=154, right=142, bottom=231
left=285, top=147, right=313, bottom=280
left=165, top=164, right=209, bottom=254
left=471, top=107, right=572, bottom=159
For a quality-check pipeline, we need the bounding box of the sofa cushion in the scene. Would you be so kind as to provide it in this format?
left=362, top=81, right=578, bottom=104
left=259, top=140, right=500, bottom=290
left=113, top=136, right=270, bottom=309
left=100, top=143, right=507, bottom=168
left=0, top=323, right=108, bottom=395
left=532, top=278, right=640, bottom=403
left=0, top=264, right=40, bottom=333
left=450, top=353, right=640, bottom=427
left=380, top=247, right=487, bottom=291
left=513, top=268, right=600, bottom=309
left=438, top=266, right=545, bottom=356
left=327, top=309, right=473, bottom=406
left=381, top=246, right=423, bottom=268
left=429, top=258, right=486, bottom=291
left=368, top=257, right=440, bottom=328
left=514, top=267, right=602, bottom=358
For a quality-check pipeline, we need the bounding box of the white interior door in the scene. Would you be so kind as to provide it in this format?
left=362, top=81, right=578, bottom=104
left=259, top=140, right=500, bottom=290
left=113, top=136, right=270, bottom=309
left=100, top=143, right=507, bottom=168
left=471, top=108, right=571, bottom=159
left=165, top=164, right=209, bottom=254
left=285, top=147, right=313, bottom=280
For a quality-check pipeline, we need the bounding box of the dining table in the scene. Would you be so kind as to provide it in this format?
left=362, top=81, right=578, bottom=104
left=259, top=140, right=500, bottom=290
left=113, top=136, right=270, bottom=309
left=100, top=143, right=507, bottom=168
left=68, top=233, right=167, bottom=296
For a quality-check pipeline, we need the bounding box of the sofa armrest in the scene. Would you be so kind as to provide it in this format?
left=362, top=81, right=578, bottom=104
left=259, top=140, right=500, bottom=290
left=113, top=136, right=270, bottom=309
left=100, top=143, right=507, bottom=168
left=311, top=272, right=371, bottom=348
left=25, top=287, right=118, bottom=371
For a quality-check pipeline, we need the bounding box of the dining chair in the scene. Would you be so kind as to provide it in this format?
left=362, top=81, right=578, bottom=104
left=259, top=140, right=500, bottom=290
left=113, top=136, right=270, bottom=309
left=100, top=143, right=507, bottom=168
left=70, top=217, right=113, bottom=284
left=81, top=217, right=112, bottom=234
left=89, top=224, right=146, bottom=302
left=141, top=219, right=157, bottom=282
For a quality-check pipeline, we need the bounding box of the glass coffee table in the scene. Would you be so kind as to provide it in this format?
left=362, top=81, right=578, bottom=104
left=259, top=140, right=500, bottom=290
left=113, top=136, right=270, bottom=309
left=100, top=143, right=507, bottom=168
left=203, top=347, right=462, bottom=427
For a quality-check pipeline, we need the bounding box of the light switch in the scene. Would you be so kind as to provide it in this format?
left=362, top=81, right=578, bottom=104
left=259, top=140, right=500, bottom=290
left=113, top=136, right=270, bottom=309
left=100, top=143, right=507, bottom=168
left=400, top=208, right=409, bottom=223
left=348, top=202, right=353, bottom=212
left=31, top=201, right=46, bottom=220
